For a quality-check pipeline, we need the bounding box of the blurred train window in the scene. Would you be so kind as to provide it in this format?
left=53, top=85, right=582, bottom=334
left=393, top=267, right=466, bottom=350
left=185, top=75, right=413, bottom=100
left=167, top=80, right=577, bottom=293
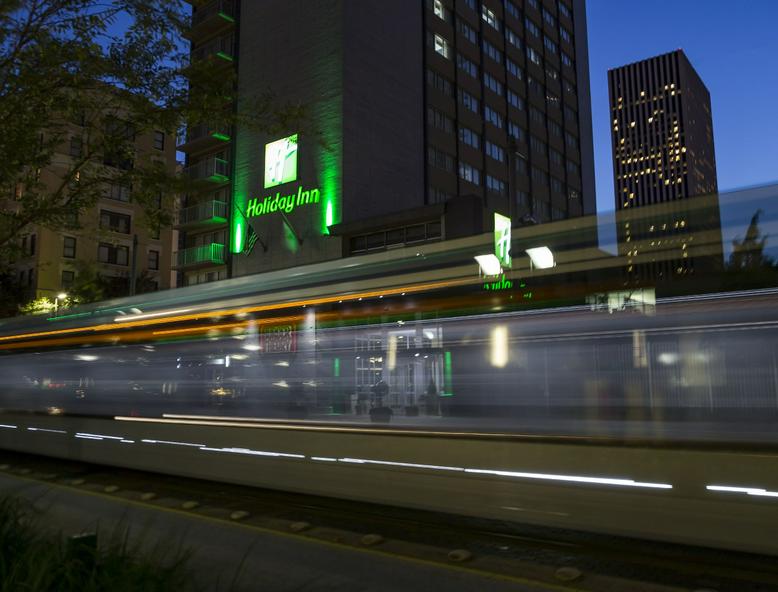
left=405, top=224, right=426, bottom=243
left=386, top=228, right=404, bottom=247
left=366, top=232, right=385, bottom=250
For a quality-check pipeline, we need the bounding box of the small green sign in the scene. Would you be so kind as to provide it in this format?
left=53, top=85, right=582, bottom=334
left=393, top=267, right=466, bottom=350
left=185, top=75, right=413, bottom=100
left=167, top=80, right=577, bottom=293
left=494, top=213, right=511, bottom=268
left=264, top=134, right=298, bottom=188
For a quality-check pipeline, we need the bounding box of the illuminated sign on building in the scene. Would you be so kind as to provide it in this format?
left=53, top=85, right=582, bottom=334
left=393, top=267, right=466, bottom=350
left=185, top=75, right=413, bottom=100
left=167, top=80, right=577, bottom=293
left=494, top=213, right=512, bottom=268
left=246, top=185, right=320, bottom=218
left=483, top=274, right=513, bottom=291
left=232, top=132, right=337, bottom=254
left=264, top=134, right=298, bottom=188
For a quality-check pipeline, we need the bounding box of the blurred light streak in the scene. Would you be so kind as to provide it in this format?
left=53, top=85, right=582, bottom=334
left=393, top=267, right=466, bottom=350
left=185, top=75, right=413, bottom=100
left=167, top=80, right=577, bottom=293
left=0, top=279, right=461, bottom=345
left=490, top=325, right=509, bottom=368
left=200, top=447, right=305, bottom=459
left=113, top=309, right=192, bottom=323
left=707, top=485, right=778, bottom=498
left=387, top=335, right=397, bottom=371
left=141, top=438, right=205, bottom=447
left=463, top=468, right=672, bottom=489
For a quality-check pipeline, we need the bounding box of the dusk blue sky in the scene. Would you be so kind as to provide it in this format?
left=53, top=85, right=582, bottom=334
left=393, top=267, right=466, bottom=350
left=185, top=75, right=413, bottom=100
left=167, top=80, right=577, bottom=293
left=586, top=0, right=778, bottom=213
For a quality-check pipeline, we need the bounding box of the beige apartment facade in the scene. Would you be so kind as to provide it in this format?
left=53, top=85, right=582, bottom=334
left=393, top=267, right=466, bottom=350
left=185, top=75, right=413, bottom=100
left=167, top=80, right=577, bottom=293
left=13, top=117, right=178, bottom=303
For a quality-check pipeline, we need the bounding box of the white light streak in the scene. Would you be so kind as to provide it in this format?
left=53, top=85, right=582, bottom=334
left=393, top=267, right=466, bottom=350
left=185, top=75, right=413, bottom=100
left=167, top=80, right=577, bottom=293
left=76, top=432, right=124, bottom=441
left=340, top=458, right=464, bottom=472
left=311, top=457, right=337, bottom=462
left=0, top=424, right=18, bottom=429
left=464, top=468, right=672, bottom=489
left=75, top=434, right=103, bottom=441
left=200, top=447, right=305, bottom=459
left=490, top=325, right=509, bottom=368
left=113, top=309, right=192, bottom=323
left=707, top=485, right=778, bottom=498
left=27, top=427, right=67, bottom=434
left=141, top=438, right=204, bottom=448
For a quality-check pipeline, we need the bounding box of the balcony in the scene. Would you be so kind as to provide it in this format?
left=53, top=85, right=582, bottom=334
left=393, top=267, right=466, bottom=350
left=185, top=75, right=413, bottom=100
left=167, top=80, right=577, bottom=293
left=191, top=33, right=235, bottom=65
left=176, top=200, right=228, bottom=230
left=174, top=243, right=226, bottom=270
left=188, top=0, right=235, bottom=41
left=186, top=157, right=230, bottom=184
left=178, top=123, right=231, bottom=154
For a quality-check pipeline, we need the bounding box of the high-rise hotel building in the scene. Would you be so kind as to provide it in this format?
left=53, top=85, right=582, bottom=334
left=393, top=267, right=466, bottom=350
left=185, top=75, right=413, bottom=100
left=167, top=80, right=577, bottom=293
left=178, top=0, right=596, bottom=285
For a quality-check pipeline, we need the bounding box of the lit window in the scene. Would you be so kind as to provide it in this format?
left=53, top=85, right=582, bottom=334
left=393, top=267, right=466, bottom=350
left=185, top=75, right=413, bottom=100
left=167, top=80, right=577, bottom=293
left=434, top=34, right=450, bottom=58
left=433, top=0, right=446, bottom=20
left=527, top=46, right=542, bottom=65
left=482, top=5, right=500, bottom=31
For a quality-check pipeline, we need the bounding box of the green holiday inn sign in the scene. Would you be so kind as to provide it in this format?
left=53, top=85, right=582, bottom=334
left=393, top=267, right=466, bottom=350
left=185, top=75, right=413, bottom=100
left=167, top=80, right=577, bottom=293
left=245, top=133, right=322, bottom=218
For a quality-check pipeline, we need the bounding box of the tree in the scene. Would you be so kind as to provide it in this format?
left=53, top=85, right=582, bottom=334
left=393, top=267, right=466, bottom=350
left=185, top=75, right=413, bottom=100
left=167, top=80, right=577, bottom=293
left=0, top=270, right=24, bottom=317
left=725, top=209, right=778, bottom=290
left=0, top=0, right=306, bottom=268
left=729, top=209, right=773, bottom=270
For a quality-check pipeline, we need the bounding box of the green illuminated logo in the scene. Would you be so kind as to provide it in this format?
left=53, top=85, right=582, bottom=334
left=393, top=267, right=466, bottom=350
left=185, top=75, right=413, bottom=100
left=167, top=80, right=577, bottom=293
left=246, top=184, right=320, bottom=218
left=264, top=134, right=298, bottom=188
left=483, top=274, right=513, bottom=291
left=494, top=213, right=511, bottom=268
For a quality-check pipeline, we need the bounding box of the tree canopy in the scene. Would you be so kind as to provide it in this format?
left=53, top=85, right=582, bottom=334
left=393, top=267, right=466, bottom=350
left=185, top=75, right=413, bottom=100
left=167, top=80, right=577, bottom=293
left=0, top=0, right=304, bottom=268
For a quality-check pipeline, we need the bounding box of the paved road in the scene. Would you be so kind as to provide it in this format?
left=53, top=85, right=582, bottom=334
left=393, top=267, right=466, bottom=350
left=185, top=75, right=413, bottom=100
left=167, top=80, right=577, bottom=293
left=0, top=472, right=550, bottom=592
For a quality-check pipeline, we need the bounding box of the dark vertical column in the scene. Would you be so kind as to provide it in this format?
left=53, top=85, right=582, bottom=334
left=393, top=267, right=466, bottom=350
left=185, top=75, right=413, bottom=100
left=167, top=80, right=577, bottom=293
left=571, top=0, right=596, bottom=215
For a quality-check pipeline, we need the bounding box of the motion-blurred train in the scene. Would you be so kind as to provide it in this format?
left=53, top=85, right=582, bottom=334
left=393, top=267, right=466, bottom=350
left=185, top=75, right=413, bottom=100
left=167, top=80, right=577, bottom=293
left=1, top=204, right=778, bottom=555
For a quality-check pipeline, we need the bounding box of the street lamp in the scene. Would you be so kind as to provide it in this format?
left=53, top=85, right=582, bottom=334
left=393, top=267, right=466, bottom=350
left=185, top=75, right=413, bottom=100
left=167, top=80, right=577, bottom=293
left=55, top=292, right=68, bottom=316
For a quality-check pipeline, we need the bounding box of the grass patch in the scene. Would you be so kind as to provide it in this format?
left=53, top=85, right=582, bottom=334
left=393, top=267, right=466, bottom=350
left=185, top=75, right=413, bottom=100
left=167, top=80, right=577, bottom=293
left=0, top=496, right=198, bottom=591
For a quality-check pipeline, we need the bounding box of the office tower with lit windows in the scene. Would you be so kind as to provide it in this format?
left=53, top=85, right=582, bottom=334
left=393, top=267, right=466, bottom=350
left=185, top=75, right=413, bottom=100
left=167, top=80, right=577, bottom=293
left=178, top=0, right=596, bottom=285
left=608, top=49, right=721, bottom=285
left=608, top=49, right=717, bottom=210
left=423, top=0, right=595, bottom=221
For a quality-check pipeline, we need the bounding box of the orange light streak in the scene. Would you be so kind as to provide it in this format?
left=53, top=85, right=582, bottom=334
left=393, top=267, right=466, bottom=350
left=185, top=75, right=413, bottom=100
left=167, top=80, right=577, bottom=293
left=0, top=278, right=463, bottom=345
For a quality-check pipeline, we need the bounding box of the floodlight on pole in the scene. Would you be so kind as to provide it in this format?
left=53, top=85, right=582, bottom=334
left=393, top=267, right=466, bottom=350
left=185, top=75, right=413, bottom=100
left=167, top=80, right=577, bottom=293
left=474, top=254, right=502, bottom=276
left=525, top=246, right=555, bottom=270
